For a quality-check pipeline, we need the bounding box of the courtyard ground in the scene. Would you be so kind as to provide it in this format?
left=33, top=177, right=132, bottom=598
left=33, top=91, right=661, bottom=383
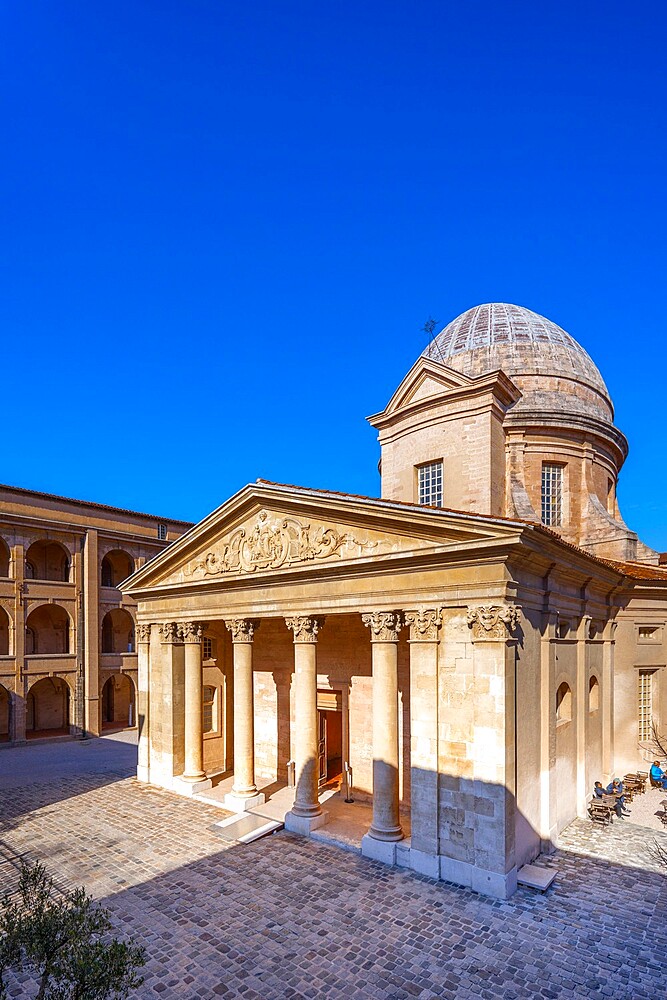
left=0, top=733, right=666, bottom=999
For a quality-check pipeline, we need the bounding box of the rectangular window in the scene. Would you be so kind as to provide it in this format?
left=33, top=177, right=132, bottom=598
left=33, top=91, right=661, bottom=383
left=202, top=637, right=213, bottom=660
left=157, top=523, right=167, bottom=540
left=638, top=670, right=655, bottom=741
left=541, top=464, right=563, bottom=527
left=203, top=685, right=217, bottom=735
left=418, top=461, right=443, bottom=507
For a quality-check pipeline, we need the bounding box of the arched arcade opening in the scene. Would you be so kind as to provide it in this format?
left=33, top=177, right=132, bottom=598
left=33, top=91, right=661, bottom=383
left=25, top=605, right=71, bottom=655
left=101, top=609, right=135, bottom=654
left=0, top=683, right=9, bottom=741
left=101, top=673, right=135, bottom=729
left=25, top=541, right=71, bottom=582
left=101, top=550, right=134, bottom=588
left=27, top=677, right=71, bottom=736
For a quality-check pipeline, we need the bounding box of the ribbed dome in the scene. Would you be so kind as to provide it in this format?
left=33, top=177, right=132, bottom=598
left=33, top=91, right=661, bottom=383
left=422, top=303, right=612, bottom=422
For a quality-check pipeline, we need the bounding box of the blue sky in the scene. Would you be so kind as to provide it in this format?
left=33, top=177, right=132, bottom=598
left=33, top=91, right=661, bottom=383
left=2, top=2, right=667, bottom=548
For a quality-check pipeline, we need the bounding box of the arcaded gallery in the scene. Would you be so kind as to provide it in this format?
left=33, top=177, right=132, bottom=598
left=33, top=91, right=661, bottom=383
left=120, top=303, right=667, bottom=898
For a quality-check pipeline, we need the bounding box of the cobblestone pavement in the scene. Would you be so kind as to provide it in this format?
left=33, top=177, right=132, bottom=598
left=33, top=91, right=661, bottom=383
left=1, top=734, right=666, bottom=999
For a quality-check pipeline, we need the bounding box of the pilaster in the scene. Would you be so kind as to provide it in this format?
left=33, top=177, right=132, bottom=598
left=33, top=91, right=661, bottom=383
left=405, top=608, right=442, bottom=867
left=136, top=623, right=151, bottom=783
left=83, top=528, right=100, bottom=735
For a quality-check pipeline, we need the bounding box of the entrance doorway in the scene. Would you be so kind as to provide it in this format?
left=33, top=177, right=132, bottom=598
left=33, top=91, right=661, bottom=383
left=317, top=689, right=343, bottom=787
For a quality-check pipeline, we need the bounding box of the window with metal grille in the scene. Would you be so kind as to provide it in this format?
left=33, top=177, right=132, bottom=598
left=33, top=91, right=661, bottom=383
left=638, top=670, right=655, bottom=741
left=418, top=461, right=443, bottom=507
left=157, top=523, right=167, bottom=540
left=541, top=464, right=563, bottom=526
left=203, top=637, right=213, bottom=660
left=203, top=685, right=216, bottom=735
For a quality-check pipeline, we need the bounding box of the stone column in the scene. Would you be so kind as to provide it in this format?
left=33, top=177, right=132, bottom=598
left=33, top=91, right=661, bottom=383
left=361, top=611, right=404, bottom=864
left=576, top=615, right=591, bottom=817
left=83, top=529, right=100, bottom=736
left=223, top=619, right=265, bottom=813
left=136, top=623, right=151, bottom=783
left=284, top=615, right=328, bottom=835
left=405, top=608, right=442, bottom=878
left=178, top=621, right=212, bottom=793
left=13, top=543, right=26, bottom=744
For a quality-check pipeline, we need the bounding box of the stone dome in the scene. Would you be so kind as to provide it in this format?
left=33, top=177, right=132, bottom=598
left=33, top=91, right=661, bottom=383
left=422, top=303, right=613, bottom=423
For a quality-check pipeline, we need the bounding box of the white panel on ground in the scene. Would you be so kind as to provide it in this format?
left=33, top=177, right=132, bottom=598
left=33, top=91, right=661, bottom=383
left=517, top=864, right=557, bottom=891
left=214, top=811, right=283, bottom=844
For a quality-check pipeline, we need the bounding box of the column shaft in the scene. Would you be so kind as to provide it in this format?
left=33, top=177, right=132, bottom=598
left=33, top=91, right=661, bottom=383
left=369, top=639, right=403, bottom=841
left=183, top=636, right=205, bottom=780
left=292, top=641, right=321, bottom=817
left=232, top=641, right=258, bottom=797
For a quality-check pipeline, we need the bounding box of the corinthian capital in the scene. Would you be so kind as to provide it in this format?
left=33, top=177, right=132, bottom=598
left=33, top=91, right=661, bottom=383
left=467, top=604, right=519, bottom=640
left=136, top=623, right=152, bottom=644
left=404, top=608, right=442, bottom=642
left=285, top=616, right=324, bottom=643
left=179, top=621, right=206, bottom=643
left=361, top=611, right=403, bottom=642
left=159, top=622, right=179, bottom=644
left=225, top=618, right=258, bottom=643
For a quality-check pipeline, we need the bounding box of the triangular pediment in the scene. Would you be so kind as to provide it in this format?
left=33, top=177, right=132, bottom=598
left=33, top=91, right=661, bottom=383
left=122, top=482, right=523, bottom=595
left=367, top=357, right=521, bottom=429
left=382, top=357, right=475, bottom=414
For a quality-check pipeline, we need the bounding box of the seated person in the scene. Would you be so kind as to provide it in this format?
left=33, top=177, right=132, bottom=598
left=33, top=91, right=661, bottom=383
left=593, top=780, right=623, bottom=818
left=650, top=761, right=667, bottom=788
left=606, top=778, right=630, bottom=813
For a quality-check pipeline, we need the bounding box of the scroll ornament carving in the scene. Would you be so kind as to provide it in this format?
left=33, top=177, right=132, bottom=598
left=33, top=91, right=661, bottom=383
left=136, top=623, right=152, bottom=644
left=179, top=622, right=205, bottom=643
left=285, top=616, right=323, bottom=643
left=467, top=604, right=519, bottom=639
left=158, top=622, right=179, bottom=644
left=184, top=510, right=378, bottom=578
left=362, top=611, right=403, bottom=642
left=404, top=608, right=442, bottom=641
left=225, top=619, right=257, bottom=643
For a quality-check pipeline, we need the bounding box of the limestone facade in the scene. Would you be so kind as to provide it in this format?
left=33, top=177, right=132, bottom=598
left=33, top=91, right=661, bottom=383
left=0, top=483, right=190, bottom=743
left=120, top=302, right=667, bottom=899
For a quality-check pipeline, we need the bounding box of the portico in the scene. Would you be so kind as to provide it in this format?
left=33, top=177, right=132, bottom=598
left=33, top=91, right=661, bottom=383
left=121, top=479, right=551, bottom=897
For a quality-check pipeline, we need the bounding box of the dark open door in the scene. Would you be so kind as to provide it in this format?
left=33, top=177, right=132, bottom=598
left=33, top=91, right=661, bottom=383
left=317, top=710, right=327, bottom=788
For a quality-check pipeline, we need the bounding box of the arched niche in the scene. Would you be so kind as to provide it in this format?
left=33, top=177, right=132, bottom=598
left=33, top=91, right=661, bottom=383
left=101, top=550, right=134, bottom=588
left=101, top=608, right=135, bottom=654
left=25, top=540, right=71, bottom=582
left=25, top=605, right=72, bottom=655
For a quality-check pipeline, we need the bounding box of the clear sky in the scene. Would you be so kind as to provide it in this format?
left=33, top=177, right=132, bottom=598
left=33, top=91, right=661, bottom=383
left=2, top=2, right=667, bottom=548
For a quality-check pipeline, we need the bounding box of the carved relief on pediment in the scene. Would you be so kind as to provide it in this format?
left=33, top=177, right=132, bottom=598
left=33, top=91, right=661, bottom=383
left=182, top=510, right=382, bottom=579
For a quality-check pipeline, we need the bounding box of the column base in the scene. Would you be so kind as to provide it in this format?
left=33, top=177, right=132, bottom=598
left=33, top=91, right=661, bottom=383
left=172, top=775, right=213, bottom=797
left=136, top=765, right=150, bottom=783
left=367, top=825, right=404, bottom=843
left=284, top=809, right=329, bottom=836
left=439, top=856, right=518, bottom=899
left=361, top=833, right=399, bottom=865
left=224, top=791, right=266, bottom=814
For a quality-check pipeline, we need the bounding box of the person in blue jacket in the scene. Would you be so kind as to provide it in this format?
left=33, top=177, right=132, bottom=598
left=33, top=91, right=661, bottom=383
left=606, top=779, right=630, bottom=815
left=650, top=761, right=667, bottom=789
left=594, top=780, right=624, bottom=818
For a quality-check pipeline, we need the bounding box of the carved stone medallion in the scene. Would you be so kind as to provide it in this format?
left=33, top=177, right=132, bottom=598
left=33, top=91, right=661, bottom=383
left=467, top=604, right=519, bottom=640
left=184, top=510, right=378, bottom=579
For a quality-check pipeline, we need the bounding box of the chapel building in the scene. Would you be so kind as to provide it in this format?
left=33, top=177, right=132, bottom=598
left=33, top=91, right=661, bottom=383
left=6, top=303, right=665, bottom=900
